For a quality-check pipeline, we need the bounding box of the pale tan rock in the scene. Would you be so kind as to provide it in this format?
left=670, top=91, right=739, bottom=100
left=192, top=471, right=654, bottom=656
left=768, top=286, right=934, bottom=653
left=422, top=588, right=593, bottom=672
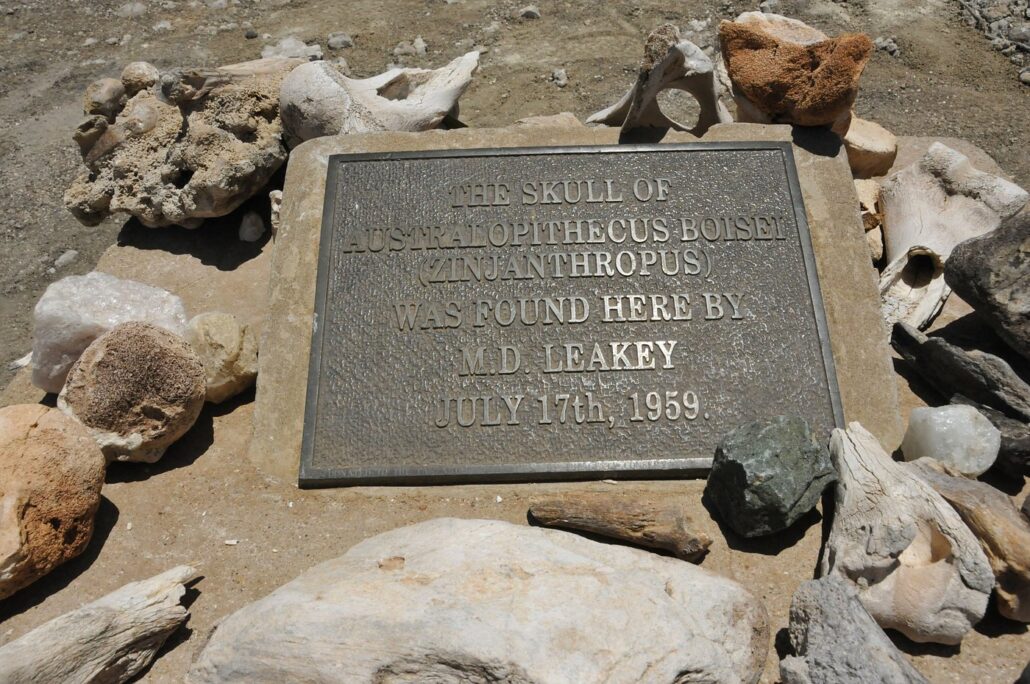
left=823, top=422, right=993, bottom=644
left=855, top=178, right=883, bottom=262
left=65, top=58, right=301, bottom=229
left=0, top=565, right=198, bottom=684
left=0, top=404, right=105, bottom=600
left=59, top=322, right=206, bottom=463
left=186, top=312, right=258, bottom=404
left=82, top=77, right=126, bottom=122
left=865, top=226, right=884, bottom=263
left=253, top=122, right=902, bottom=481
left=844, top=117, right=898, bottom=178
left=719, top=12, right=872, bottom=127
left=120, top=61, right=160, bottom=96
left=910, top=458, right=1030, bottom=622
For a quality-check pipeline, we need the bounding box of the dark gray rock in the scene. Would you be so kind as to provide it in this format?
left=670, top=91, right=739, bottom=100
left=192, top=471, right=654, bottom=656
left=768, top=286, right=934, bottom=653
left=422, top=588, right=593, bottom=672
left=1019, top=658, right=1030, bottom=684
left=952, top=394, right=1030, bottom=477
left=705, top=416, right=835, bottom=538
left=779, top=576, right=929, bottom=684
left=892, top=322, right=1030, bottom=421
left=946, top=212, right=1030, bottom=362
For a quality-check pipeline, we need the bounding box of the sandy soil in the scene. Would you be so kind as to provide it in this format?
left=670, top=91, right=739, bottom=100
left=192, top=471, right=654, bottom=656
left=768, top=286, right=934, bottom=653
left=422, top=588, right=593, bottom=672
left=0, top=0, right=1028, bottom=682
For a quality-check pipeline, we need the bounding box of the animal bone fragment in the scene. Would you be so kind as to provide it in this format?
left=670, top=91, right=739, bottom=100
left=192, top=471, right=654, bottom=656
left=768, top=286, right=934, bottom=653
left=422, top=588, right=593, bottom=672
left=529, top=493, right=712, bottom=562
left=909, top=458, right=1030, bottom=622
left=0, top=565, right=198, bottom=684
left=278, top=51, right=479, bottom=148
left=892, top=322, right=1030, bottom=421
left=586, top=24, right=731, bottom=138
left=878, top=143, right=1028, bottom=329
left=822, top=422, right=993, bottom=644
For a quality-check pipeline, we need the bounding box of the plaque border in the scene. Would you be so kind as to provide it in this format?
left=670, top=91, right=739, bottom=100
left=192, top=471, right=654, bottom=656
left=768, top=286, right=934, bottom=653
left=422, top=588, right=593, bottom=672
left=299, top=142, right=844, bottom=487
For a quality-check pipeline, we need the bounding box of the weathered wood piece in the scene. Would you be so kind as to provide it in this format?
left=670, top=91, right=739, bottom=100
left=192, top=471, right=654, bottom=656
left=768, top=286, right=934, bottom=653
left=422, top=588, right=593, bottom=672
left=822, top=422, right=993, bottom=644
left=529, top=493, right=712, bottom=562
left=0, top=565, right=199, bottom=684
left=910, top=458, right=1030, bottom=622
left=892, top=322, right=1030, bottom=421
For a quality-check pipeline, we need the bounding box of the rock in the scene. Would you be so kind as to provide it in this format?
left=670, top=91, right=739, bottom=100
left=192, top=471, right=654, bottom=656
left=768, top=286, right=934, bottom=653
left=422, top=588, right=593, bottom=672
left=516, top=5, right=540, bottom=19
left=187, top=518, right=768, bottom=683
left=260, top=36, right=322, bottom=60
left=82, top=77, right=126, bottom=122
left=909, top=458, right=1030, bottom=622
left=53, top=249, right=78, bottom=270
left=550, top=67, right=568, bottom=87
left=528, top=493, right=712, bottom=561
left=945, top=212, right=1030, bottom=361
left=120, top=61, right=160, bottom=96
left=244, top=27, right=258, bottom=40
left=0, top=566, right=198, bottom=684
left=874, top=36, right=901, bottom=56
left=65, top=58, right=300, bottom=229
left=854, top=178, right=883, bottom=261
left=268, top=189, right=282, bottom=234
left=705, top=415, right=835, bottom=538
left=393, top=40, right=416, bottom=58
left=0, top=404, right=106, bottom=600
left=114, top=1, right=146, bottom=18
left=1021, top=69, right=1030, bottom=86
left=413, top=35, right=428, bottom=55
left=879, top=143, right=1028, bottom=329
left=586, top=24, right=732, bottom=137
left=31, top=271, right=188, bottom=394
left=952, top=396, right=1030, bottom=477
left=901, top=405, right=1001, bottom=476
left=822, top=422, right=993, bottom=644
left=58, top=322, right=206, bottom=463
left=779, top=576, right=929, bottom=684
left=718, top=12, right=872, bottom=127
left=1024, top=496, right=1030, bottom=523
left=892, top=322, right=1030, bottom=421
left=238, top=210, right=265, bottom=242
left=843, top=116, right=897, bottom=178
left=278, top=53, right=479, bottom=148
left=327, top=31, right=352, bottom=49
left=185, top=312, right=258, bottom=404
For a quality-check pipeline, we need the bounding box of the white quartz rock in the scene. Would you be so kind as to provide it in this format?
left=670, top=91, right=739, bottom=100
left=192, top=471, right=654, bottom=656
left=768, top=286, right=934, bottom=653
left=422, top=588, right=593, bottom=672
left=31, top=272, right=187, bottom=394
left=902, top=405, right=1001, bottom=476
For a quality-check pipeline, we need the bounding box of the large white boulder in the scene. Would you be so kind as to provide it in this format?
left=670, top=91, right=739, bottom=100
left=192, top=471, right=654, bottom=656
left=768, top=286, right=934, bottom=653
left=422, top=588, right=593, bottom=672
left=31, top=272, right=187, bottom=394
left=187, top=518, right=769, bottom=683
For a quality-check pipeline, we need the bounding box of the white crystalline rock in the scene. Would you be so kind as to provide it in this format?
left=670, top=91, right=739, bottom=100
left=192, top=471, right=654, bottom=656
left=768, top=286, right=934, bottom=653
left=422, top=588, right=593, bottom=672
left=901, top=405, right=1002, bottom=476
left=31, top=272, right=188, bottom=394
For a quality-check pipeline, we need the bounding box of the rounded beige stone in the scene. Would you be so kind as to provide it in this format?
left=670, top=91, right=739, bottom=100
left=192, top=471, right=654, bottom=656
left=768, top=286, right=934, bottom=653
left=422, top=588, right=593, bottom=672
left=186, top=312, right=258, bottom=404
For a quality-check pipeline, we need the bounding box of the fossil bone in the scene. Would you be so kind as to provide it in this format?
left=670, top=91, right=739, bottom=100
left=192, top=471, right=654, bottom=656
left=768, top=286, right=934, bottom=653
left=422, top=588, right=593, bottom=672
left=529, top=493, right=712, bottom=562
left=586, top=24, right=731, bottom=137
left=878, top=142, right=1028, bottom=329
left=278, top=51, right=479, bottom=148
left=822, top=422, right=993, bottom=644
left=909, top=458, right=1030, bottom=622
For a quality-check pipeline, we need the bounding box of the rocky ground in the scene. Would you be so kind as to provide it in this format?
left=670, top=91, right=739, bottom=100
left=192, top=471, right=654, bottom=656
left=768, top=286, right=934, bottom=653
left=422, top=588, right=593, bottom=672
left=0, top=0, right=1029, bottom=387
left=0, top=0, right=1029, bottom=682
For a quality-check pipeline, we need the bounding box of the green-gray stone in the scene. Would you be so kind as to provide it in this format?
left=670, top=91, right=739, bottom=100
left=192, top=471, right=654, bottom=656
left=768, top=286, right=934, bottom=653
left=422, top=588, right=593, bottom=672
left=705, top=415, right=835, bottom=538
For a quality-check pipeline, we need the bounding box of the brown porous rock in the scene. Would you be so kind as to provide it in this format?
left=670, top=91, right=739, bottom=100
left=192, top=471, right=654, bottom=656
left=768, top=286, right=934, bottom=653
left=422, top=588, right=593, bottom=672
left=718, top=12, right=872, bottom=127
left=58, top=322, right=206, bottom=463
left=0, top=404, right=106, bottom=600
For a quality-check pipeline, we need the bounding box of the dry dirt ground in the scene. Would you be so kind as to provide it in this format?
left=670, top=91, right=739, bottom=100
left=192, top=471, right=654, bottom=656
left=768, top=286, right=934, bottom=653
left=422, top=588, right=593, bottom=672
left=0, top=0, right=1028, bottom=682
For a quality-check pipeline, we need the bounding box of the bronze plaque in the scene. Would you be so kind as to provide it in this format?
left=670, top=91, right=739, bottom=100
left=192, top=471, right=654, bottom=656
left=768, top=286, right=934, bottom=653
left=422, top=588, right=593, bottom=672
left=300, top=143, right=843, bottom=486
